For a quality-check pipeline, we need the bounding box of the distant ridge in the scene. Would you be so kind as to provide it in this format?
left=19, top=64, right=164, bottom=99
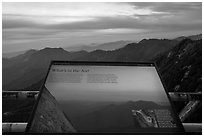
left=2, top=34, right=201, bottom=91
left=2, top=48, right=88, bottom=90
left=2, top=49, right=36, bottom=58
left=74, top=39, right=178, bottom=62
left=64, top=40, right=134, bottom=52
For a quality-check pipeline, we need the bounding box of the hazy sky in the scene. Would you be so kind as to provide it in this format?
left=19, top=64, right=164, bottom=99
left=2, top=2, right=202, bottom=53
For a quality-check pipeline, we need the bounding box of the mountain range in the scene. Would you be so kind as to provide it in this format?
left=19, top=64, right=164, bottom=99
left=3, top=34, right=201, bottom=59
left=2, top=39, right=177, bottom=90
left=3, top=50, right=29, bottom=58
left=2, top=34, right=202, bottom=93
left=64, top=40, right=134, bottom=52
left=3, top=48, right=88, bottom=90
left=2, top=40, right=134, bottom=58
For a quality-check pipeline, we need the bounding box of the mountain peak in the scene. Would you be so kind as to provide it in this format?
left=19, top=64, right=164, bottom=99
left=139, top=38, right=169, bottom=44
left=37, top=47, right=68, bottom=54
left=64, top=40, right=134, bottom=52
left=42, top=47, right=65, bottom=51
left=25, top=49, right=37, bottom=54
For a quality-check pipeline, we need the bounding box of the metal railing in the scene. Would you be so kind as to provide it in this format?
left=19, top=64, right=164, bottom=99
left=2, top=91, right=202, bottom=134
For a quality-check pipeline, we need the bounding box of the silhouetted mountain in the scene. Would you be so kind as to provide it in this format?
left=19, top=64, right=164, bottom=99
left=3, top=50, right=29, bottom=58
left=75, top=39, right=178, bottom=62
left=3, top=48, right=88, bottom=90
left=27, top=48, right=87, bottom=68
left=2, top=35, right=201, bottom=93
left=3, top=49, right=37, bottom=69
left=64, top=40, right=134, bottom=52
left=3, top=39, right=178, bottom=90
left=2, top=58, right=13, bottom=69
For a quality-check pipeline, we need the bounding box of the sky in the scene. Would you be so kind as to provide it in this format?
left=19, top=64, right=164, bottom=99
left=2, top=2, right=202, bottom=53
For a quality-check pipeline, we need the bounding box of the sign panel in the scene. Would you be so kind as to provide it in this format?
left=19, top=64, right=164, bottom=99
left=27, top=62, right=184, bottom=134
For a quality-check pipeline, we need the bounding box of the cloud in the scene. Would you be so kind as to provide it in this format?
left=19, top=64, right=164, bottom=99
left=129, top=2, right=202, bottom=13
left=3, top=2, right=168, bottom=18
left=2, top=2, right=201, bottom=32
left=2, top=16, right=39, bottom=29
left=3, top=13, right=201, bottom=47
left=2, top=2, right=201, bottom=31
left=2, top=2, right=172, bottom=30
left=2, top=2, right=202, bottom=53
left=3, top=14, right=201, bottom=32
left=41, top=15, right=201, bottom=34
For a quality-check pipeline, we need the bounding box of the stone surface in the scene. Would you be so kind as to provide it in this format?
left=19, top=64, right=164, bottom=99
left=28, top=87, right=76, bottom=133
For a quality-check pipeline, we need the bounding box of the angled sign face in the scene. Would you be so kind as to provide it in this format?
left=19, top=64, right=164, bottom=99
left=26, top=61, right=185, bottom=134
